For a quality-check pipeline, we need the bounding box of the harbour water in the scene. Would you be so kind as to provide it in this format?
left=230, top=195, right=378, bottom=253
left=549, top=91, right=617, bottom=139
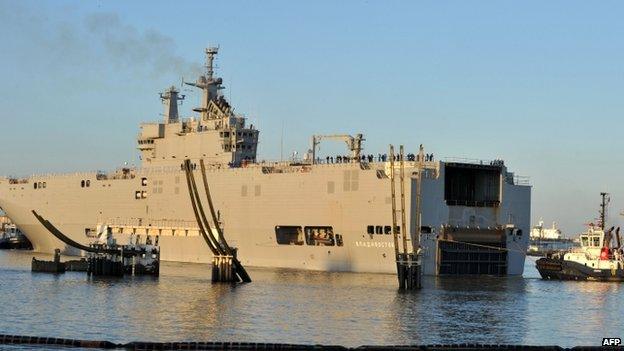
left=0, top=250, right=622, bottom=348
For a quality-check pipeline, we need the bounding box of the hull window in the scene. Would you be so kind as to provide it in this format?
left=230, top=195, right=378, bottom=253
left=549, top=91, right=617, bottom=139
left=336, top=234, right=344, bottom=247
left=305, top=226, right=335, bottom=246
left=275, top=226, right=304, bottom=245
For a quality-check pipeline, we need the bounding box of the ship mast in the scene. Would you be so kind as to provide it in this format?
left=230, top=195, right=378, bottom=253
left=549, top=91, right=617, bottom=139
left=160, top=86, right=184, bottom=124
left=599, top=192, right=609, bottom=231
left=185, top=46, right=223, bottom=120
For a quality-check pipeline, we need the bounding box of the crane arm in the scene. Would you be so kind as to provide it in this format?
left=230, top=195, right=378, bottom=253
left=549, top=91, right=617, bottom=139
left=310, top=133, right=364, bottom=164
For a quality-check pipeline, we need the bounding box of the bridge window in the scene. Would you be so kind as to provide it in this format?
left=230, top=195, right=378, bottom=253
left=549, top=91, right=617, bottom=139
left=275, top=226, right=303, bottom=245
left=591, top=236, right=600, bottom=247
left=34, top=183, right=38, bottom=189
left=86, top=180, right=90, bottom=187
left=305, top=226, right=335, bottom=246
left=580, top=236, right=588, bottom=247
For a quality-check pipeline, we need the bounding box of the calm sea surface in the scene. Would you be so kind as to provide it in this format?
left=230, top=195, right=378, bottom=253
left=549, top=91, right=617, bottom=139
left=0, top=250, right=622, bottom=348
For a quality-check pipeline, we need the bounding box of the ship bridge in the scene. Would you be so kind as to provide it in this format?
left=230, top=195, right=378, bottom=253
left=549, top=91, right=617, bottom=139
left=138, top=47, right=258, bottom=167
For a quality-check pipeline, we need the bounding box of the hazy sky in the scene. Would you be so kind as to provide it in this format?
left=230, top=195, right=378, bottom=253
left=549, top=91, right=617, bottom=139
left=1, top=1, right=623, bottom=236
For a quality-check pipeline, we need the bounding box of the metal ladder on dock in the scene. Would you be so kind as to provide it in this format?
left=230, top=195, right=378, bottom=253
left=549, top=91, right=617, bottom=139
left=389, top=145, right=422, bottom=290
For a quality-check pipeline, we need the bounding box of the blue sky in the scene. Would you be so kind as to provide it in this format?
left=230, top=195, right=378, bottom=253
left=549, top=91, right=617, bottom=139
left=1, top=0, right=623, bottom=235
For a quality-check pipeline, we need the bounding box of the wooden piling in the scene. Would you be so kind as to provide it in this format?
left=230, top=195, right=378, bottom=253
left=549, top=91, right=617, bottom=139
left=212, top=255, right=240, bottom=283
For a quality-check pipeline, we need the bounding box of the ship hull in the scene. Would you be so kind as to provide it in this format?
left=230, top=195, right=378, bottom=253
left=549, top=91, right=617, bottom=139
left=0, top=237, right=32, bottom=250
left=536, top=257, right=624, bottom=281
left=1, top=161, right=531, bottom=275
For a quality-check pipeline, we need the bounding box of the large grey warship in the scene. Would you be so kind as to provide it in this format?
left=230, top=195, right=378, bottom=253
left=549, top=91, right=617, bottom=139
left=0, top=48, right=531, bottom=275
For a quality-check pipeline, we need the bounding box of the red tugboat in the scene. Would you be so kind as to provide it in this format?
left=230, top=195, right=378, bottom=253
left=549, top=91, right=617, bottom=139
left=536, top=193, right=624, bottom=281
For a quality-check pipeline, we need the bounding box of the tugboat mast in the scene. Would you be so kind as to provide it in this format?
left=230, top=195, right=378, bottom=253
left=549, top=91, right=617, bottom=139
left=599, top=192, right=609, bottom=231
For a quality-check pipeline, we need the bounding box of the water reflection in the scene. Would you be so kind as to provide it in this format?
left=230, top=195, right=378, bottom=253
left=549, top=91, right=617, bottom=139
left=0, top=251, right=622, bottom=348
left=389, top=276, right=529, bottom=345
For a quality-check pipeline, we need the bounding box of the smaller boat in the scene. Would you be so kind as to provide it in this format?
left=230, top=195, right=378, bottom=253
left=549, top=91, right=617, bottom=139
left=536, top=193, right=624, bottom=281
left=0, top=224, right=33, bottom=250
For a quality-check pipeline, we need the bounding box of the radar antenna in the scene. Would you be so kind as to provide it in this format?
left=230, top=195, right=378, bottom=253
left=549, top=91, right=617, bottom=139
left=205, top=46, right=219, bottom=80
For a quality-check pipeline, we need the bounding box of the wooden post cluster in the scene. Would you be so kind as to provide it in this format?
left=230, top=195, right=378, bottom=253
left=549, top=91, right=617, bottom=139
left=397, top=253, right=421, bottom=290
left=212, top=255, right=234, bottom=282
left=87, top=245, right=160, bottom=277
left=31, top=249, right=66, bottom=273
left=31, top=211, right=160, bottom=277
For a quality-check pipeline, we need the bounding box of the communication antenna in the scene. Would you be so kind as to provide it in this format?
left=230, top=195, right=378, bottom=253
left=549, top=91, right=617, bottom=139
left=180, top=77, right=193, bottom=93
left=229, top=76, right=232, bottom=104
left=280, top=121, right=285, bottom=162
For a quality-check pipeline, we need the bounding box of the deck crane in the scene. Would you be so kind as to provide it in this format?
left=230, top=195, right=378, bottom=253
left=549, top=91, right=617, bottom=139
left=310, top=133, right=364, bottom=164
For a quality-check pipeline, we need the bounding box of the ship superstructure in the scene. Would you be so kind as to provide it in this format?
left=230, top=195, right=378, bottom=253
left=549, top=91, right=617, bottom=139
left=530, top=220, right=562, bottom=240
left=0, top=48, right=531, bottom=275
left=527, top=219, right=575, bottom=255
